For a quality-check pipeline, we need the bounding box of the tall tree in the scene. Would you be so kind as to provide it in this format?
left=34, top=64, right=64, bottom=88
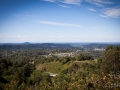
left=100, top=46, right=120, bottom=74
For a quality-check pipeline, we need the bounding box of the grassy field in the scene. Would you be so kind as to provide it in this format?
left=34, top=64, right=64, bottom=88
left=36, top=59, right=98, bottom=74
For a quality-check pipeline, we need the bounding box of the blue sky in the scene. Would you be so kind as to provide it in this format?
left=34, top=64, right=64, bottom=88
left=0, top=0, right=120, bottom=43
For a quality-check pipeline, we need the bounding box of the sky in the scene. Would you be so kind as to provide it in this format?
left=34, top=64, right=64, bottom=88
left=0, top=0, right=120, bottom=43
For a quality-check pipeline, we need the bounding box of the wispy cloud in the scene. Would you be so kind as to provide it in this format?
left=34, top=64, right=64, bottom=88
left=11, top=35, right=28, bottom=38
left=43, top=0, right=82, bottom=5
left=0, top=35, right=29, bottom=41
left=85, top=0, right=114, bottom=7
left=88, top=8, right=97, bottom=11
left=101, top=7, right=120, bottom=18
left=58, top=4, right=70, bottom=8
left=100, top=14, right=108, bottom=18
left=59, top=0, right=82, bottom=5
left=43, top=0, right=55, bottom=2
left=35, top=20, right=82, bottom=27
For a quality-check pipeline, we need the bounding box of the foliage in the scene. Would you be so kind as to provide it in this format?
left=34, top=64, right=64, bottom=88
left=0, top=45, right=120, bottom=90
left=75, top=54, right=93, bottom=61
left=101, top=46, right=120, bottom=74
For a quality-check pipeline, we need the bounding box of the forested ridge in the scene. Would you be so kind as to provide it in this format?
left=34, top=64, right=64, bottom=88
left=0, top=44, right=120, bottom=90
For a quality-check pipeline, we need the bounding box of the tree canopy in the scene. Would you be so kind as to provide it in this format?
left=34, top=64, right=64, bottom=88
left=100, top=46, right=120, bottom=74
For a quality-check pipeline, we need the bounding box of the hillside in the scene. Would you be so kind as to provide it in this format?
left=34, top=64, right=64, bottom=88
left=0, top=44, right=120, bottom=90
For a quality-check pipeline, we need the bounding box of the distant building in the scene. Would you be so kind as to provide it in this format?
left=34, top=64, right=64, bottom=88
left=93, top=48, right=105, bottom=51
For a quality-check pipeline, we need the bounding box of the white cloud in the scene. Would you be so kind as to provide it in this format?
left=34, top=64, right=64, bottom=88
left=100, top=14, right=108, bottom=18
left=0, top=35, right=29, bottom=42
left=88, top=8, right=97, bottom=11
left=59, top=0, right=82, bottom=5
left=58, top=4, right=70, bottom=8
left=11, top=35, right=28, bottom=38
left=101, top=7, right=120, bottom=18
left=35, top=20, right=82, bottom=27
left=43, top=0, right=55, bottom=2
left=43, top=0, right=82, bottom=5
left=85, top=0, right=113, bottom=7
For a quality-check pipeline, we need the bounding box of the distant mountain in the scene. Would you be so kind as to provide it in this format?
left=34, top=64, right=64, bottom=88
left=23, top=42, right=30, bottom=44
left=0, top=43, right=120, bottom=50
left=0, top=43, right=72, bottom=50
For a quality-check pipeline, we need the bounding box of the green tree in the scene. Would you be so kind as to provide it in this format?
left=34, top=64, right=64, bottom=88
left=76, top=54, right=84, bottom=61
left=61, top=57, right=70, bottom=64
left=100, top=46, right=120, bottom=74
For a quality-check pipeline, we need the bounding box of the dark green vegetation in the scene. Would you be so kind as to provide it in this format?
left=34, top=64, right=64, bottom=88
left=0, top=43, right=120, bottom=90
left=101, top=46, right=120, bottom=74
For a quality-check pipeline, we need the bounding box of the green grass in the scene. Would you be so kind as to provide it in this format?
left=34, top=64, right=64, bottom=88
left=36, top=59, right=98, bottom=74
left=45, top=61, right=61, bottom=73
left=45, top=61, right=73, bottom=73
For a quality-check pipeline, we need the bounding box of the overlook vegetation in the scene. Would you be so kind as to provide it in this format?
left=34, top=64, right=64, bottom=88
left=0, top=43, right=120, bottom=90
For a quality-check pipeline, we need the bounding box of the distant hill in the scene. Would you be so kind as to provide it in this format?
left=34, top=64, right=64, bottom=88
left=23, top=42, right=30, bottom=44
left=0, top=43, right=72, bottom=50
left=0, top=43, right=120, bottom=50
